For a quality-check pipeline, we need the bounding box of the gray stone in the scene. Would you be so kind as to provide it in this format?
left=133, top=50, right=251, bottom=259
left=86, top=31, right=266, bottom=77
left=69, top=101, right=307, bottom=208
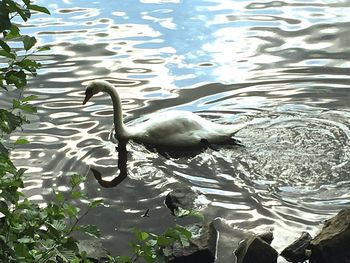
left=165, top=188, right=198, bottom=216
left=257, top=231, right=274, bottom=245
left=78, top=239, right=109, bottom=263
left=281, top=232, right=312, bottom=262
left=234, top=235, right=278, bottom=263
left=310, top=207, right=350, bottom=263
left=165, top=222, right=218, bottom=263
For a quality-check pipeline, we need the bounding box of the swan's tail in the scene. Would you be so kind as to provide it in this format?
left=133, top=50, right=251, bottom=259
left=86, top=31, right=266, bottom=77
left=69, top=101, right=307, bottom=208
left=229, top=122, right=249, bottom=136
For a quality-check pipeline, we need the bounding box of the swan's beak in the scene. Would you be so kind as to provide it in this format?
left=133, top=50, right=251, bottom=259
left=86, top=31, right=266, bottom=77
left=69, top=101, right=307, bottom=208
left=83, top=92, right=93, bottom=105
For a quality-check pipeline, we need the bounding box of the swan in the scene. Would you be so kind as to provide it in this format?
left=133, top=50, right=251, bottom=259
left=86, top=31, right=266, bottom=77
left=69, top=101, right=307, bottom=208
left=83, top=80, right=247, bottom=147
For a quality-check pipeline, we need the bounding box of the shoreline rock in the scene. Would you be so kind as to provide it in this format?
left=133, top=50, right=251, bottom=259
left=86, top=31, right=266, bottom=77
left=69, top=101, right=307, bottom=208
left=78, top=239, right=109, bottom=262
left=309, top=207, right=350, bottom=263
left=281, top=232, right=312, bottom=262
left=165, top=188, right=199, bottom=216
left=234, top=233, right=278, bottom=263
left=165, top=222, right=218, bottom=263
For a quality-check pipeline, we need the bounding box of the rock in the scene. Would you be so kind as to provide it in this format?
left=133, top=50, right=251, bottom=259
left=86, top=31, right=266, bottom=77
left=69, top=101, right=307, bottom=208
left=257, top=231, right=274, bottom=245
left=234, top=235, right=278, bottom=263
left=310, top=207, right=350, bottom=263
left=281, top=232, right=312, bottom=262
left=78, top=239, right=109, bottom=262
left=165, top=222, right=218, bottom=263
left=165, top=188, right=198, bottom=216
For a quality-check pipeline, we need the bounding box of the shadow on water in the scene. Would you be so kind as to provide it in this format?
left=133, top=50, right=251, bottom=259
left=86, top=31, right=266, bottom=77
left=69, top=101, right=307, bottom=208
left=140, top=137, right=244, bottom=159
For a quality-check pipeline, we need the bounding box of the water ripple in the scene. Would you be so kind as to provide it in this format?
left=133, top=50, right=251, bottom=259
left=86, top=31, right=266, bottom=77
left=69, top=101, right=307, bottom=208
left=6, top=0, right=350, bottom=261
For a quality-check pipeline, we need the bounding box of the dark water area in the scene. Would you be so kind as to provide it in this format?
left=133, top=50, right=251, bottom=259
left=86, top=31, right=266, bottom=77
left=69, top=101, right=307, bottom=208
left=3, top=0, right=350, bottom=262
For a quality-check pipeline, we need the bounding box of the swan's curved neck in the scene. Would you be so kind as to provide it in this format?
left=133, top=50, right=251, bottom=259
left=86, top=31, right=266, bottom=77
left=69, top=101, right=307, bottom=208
left=103, top=84, right=130, bottom=139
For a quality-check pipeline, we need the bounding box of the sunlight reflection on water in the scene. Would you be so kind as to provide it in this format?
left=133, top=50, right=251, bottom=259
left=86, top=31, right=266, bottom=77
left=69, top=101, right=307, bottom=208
left=4, top=0, right=350, bottom=261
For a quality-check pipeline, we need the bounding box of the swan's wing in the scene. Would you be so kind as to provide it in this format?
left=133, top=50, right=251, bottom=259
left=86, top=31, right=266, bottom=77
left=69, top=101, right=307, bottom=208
left=130, top=110, right=245, bottom=147
left=132, top=111, right=207, bottom=146
left=144, top=112, right=204, bottom=135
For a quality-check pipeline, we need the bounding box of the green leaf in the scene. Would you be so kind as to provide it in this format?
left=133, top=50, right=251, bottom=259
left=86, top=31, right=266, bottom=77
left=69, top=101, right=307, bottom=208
left=5, top=25, right=20, bottom=40
left=115, top=256, right=133, bottom=263
left=57, top=248, right=78, bottom=262
left=38, top=46, right=50, bottom=52
left=21, top=95, right=38, bottom=102
left=133, top=228, right=150, bottom=241
left=0, top=142, right=9, bottom=155
left=19, top=104, right=37, bottom=113
left=157, top=236, right=175, bottom=246
left=0, top=189, right=20, bottom=204
left=17, top=237, right=34, bottom=243
left=175, top=226, right=192, bottom=240
left=71, top=191, right=84, bottom=199
left=12, top=99, right=37, bottom=113
left=0, top=39, right=11, bottom=52
left=50, top=219, right=66, bottom=231
left=22, top=0, right=31, bottom=5
left=23, top=35, right=37, bottom=51
left=16, top=6, right=31, bottom=22
left=75, top=224, right=101, bottom=238
left=63, top=237, right=79, bottom=252
left=69, top=174, right=85, bottom=188
left=0, top=109, right=26, bottom=134
left=0, top=49, right=15, bottom=59
left=0, top=201, right=9, bottom=216
left=0, top=153, right=16, bottom=174
left=88, top=199, right=104, bottom=208
left=5, top=70, right=27, bottom=88
left=173, top=207, right=203, bottom=219
left=14, top=243, right=31, bottom=258
left=55, top=192, right=65, bottom=203
left=28, top=4, right=50, bottom=15
left=164, top=228, right=180, bottom=240
left=4, top=1, right=31, bottom=21
left=12, top=99, right=20, bottom=109
left=64, top=204, right=79, bottom=218
left=36, top=246, right=58, bottom=263
left=0, top=6, right=11, bottom=32
left=16, top=198, right=33, bottom=209
left=15, top=138, right=29, bottom=145
left=16, top=59, right=41, bottom=72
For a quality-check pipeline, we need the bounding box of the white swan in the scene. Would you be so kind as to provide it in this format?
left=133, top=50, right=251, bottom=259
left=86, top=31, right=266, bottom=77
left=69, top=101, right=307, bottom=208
left=83, top=80, right=246, bottom=147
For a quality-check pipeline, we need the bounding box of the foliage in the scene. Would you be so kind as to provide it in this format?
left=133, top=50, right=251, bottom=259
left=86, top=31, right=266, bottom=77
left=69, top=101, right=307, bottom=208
left=0, top=174, right=104, bottom=262
left=0, top=0, right=49, bottom=141
left=110, top=226, right=192, bottom=263
left=1, top=0, right=49, bottom=90
left=173, top=207, right=204, bottom=219
left=0, top=1, right=104, bottom=262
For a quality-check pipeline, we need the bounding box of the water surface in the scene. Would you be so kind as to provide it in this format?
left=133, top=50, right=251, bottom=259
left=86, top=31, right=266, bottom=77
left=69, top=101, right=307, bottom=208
left=7, top=0, right=350, bottom=261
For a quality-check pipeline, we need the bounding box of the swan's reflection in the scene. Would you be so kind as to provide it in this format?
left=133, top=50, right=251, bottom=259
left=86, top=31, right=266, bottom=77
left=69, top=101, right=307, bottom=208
left=89, top=137, right=243, bottom=187
left=90, top=139, right=128, bottom=188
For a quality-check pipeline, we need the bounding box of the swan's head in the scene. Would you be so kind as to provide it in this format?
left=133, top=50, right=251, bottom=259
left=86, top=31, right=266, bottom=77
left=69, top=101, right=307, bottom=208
left=83, top=80, right=111, bottom=105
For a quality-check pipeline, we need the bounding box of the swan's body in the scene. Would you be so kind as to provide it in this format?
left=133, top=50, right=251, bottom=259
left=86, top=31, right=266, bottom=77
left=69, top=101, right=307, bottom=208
left=83, top=80, right=246, bottom=147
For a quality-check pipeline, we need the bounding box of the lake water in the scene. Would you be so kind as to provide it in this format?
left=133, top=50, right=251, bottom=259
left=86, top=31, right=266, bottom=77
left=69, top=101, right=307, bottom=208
left=8, top=0, right=350, bottom=262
